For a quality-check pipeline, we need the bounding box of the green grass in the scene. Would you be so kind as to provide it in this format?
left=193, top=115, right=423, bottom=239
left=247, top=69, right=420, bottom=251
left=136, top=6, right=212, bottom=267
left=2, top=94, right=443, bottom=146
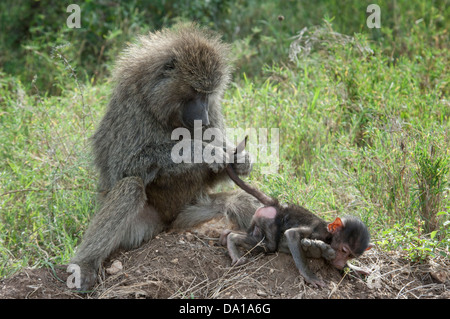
left=1, top=1, right=449, bottom=277
left=0, top=70, right=106, bottom=276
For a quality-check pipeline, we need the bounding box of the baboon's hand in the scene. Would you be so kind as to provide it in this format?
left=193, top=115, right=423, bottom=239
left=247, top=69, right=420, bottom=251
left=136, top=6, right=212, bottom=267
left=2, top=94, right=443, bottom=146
left=303, top=272, right=327, bottom=288
left=207, top=147, right=230, bottom=173
left=301, top=239, right=336, bottom=261
left=231, top=151, right=253, bottom=176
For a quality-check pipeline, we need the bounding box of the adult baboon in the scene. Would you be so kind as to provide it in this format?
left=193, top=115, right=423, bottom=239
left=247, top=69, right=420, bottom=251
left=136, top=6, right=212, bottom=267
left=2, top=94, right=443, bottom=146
left=70, top=24, right=259, bottom=290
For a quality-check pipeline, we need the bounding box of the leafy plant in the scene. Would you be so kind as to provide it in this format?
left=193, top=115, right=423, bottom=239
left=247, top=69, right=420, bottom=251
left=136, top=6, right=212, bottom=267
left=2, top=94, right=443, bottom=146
left=413, top=143, right=449, bottom=233
left=377, top=217, right=449, bottom=262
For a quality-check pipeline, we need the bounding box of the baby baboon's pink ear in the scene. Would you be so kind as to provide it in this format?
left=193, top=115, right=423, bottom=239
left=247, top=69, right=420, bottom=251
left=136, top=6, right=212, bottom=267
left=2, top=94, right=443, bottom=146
left=327, top=217, right=344, bottom=233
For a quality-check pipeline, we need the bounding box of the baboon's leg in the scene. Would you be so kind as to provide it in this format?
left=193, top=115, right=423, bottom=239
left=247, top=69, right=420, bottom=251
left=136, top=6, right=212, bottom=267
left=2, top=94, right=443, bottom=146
left=71, top=176, right=165, bottom=290
left=224, top=230, right=265, bottom=266
left=218, top=190, right=261, bottom=230
left=171, top=190, right=261, bottom=231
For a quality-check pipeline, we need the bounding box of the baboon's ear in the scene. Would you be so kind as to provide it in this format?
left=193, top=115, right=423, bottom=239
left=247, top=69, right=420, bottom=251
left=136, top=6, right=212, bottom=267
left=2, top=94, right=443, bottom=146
left=327, top=217, right=344, bottom=234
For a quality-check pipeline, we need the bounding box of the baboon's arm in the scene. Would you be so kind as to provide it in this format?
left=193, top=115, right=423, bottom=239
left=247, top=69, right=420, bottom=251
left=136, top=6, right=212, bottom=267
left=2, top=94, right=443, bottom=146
left=123, top=141, right=228, bottom=184
left=284, top=227, right=326, bottom=288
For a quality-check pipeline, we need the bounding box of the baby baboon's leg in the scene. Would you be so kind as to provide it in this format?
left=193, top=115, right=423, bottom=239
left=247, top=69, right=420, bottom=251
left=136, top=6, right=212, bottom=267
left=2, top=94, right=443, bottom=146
left=218, top=190, right=261, bottom=230
left=223, top=230, right=265, bottom=266
left=70, top=176, right=165, bottom=290
left=171, top=190, right=260, bottom=231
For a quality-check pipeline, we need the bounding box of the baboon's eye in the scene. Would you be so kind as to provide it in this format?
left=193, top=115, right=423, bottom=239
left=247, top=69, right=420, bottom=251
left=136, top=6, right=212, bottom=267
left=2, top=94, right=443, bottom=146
left=163, top=58, right=176, bottom=71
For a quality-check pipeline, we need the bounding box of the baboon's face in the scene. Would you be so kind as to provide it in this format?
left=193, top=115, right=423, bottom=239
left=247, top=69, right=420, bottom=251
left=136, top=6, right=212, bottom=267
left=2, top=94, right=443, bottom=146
left=114, top=26, right=230, bottom=130
left=164, top=38, right=227, bottom=129
left=329, top=217, right=371, bottom=269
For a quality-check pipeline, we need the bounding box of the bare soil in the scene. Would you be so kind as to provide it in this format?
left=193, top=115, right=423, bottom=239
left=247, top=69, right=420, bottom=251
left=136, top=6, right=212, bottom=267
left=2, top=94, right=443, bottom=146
left=1, top=218, right=449, bottom=299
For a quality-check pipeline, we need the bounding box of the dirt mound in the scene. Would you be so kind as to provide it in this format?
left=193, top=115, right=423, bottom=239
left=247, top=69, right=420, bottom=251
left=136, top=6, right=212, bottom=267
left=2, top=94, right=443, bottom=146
left=1, top=219, right=449, bottom=299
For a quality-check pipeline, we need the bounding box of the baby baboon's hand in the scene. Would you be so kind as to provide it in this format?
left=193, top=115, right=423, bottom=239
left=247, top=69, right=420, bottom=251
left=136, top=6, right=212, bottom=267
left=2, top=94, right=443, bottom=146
left=301, top=238, right=336, bottom=261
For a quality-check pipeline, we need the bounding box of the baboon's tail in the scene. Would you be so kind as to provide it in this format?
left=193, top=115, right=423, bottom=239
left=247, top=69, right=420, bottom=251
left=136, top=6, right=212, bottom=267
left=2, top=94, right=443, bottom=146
left=225, top=165, right=276, bottom=207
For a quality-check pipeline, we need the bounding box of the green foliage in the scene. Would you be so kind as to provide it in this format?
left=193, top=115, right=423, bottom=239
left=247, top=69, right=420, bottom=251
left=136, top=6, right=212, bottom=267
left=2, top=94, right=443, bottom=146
left=377, top=213, right=449, bottom=262
left=2, top=0, right=448, bottom=92
left=413, top=143, right=449, bottom=233
left=0, top=1, right=449, bottom=276
left=0, top=72, right=104, bottom=276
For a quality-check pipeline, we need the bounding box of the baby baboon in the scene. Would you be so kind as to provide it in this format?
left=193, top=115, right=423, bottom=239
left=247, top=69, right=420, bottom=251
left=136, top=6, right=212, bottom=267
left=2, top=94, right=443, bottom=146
left=70, top=24, right=259, bottom=290
left=221, top=139, right=372, bottom=287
